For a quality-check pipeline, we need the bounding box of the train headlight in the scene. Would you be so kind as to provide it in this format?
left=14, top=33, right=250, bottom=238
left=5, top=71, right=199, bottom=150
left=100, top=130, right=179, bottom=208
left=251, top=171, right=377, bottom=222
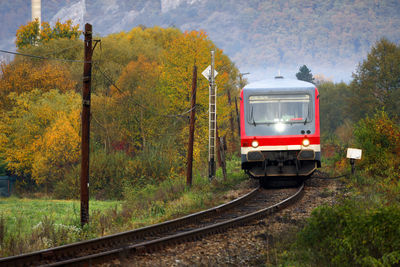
left=302, top=138, right=310, bottom=147
left=275, top=122, right=285, bottom=132
left=251, top=140, right=259, bottom=148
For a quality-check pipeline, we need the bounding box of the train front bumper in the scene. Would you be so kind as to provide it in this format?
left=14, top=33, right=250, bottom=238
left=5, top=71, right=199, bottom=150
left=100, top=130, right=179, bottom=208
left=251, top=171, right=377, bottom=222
left=241, top=145, right=321, bottom=177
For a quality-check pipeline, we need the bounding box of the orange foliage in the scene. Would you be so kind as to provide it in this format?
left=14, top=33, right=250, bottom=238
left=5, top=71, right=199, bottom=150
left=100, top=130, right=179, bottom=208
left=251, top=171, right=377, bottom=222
left=113, top=55, right=160, bottom=96
left=52, top=20, right=81, bottom=39
left=0, top=60, right=77, bottom=110
left=111, top=56, right=163, bottom=151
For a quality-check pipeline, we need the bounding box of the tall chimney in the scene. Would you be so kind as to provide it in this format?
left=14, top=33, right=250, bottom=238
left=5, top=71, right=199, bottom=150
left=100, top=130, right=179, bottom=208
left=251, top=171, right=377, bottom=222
left=32, top=0, right=41, bottom=25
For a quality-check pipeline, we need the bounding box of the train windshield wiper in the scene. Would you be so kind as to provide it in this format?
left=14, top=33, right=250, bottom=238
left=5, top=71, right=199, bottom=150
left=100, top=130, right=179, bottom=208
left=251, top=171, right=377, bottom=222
left=251, top=106, right=257, bottom=126
left=304, top=107, right=309, bottom=125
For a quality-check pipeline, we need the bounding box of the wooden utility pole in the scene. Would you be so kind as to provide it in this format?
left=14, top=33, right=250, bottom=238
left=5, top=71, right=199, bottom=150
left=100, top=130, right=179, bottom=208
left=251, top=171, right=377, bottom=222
left=235, top=96, right=240, bottom=137
left=186, top=65, right=197, bottom=187
left=216, top=125, right=227, bottom=181
left=81, top=23, right=92, bottom=227
left=227, top=88, right=235, bottom=151
left=219, top=136, right=227, bottom=180
left=216, top=123, right=222, bottom=168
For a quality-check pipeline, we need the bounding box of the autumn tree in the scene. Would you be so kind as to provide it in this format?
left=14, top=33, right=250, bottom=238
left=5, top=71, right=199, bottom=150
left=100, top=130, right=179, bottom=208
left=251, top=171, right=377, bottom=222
left=15, top=18, right=40, bottom=48
left=16, top=19, right=81, bottom=49
left=296, top=65, right=315, bottom=83
left=0, top=89, right=81, bottom=191
left=161, top=30, right=236, bottom=164
left=348, top=38, right=400, bottom=122
left=92, top=55, right=164, bottom=154
left=0, top=60, right=77, bottom=110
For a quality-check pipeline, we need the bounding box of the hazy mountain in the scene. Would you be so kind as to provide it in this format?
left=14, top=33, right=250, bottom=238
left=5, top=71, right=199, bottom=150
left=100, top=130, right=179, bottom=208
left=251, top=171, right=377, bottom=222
left=1, top=0, right=400, bottom=82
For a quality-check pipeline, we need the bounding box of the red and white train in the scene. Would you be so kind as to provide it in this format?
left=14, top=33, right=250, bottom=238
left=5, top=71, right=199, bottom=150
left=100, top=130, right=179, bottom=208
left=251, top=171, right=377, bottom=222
left=240, top=76, right=321, bottom=185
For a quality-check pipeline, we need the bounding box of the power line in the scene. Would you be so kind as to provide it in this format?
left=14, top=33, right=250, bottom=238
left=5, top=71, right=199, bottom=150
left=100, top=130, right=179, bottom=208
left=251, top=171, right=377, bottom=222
left=42, top=43, right=82, bottom=56
left=0, top=49, right=88, bottom=63
left=93, top=63, right=197, bottom=118
left=0, top=48, right=201, bottom=118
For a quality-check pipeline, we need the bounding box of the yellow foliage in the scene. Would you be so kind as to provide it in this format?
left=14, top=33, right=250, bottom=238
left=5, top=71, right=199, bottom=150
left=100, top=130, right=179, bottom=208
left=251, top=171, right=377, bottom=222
left=32, top=109, right=80, bottom=184
left=0, top=89, right=81, bottom=187
left=16, top=18, right=81, bottom=49
left=160, top=30, right=238, bottom=164
left=16, top=19, right=40, bottom=48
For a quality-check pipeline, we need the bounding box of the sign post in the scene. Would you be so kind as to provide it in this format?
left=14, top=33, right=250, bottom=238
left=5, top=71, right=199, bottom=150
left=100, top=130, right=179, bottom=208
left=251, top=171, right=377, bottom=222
left=346, top=148, right=362, bottom=175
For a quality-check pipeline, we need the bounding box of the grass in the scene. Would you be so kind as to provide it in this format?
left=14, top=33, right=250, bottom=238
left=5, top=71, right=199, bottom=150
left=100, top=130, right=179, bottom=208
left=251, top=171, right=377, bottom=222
left=0, top=197, right=121, bottom=235
left=0, top=198, right=122, bottom=257
left=0, top=156, right=248, bottom=257
left=121, top=156, right=248, bottom=229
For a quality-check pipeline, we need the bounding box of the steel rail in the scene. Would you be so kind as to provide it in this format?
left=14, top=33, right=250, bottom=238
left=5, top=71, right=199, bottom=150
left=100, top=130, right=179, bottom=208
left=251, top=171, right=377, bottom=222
left=45, top=183, right=304, bottom=266
left=0, top=186, right=259, bottom=267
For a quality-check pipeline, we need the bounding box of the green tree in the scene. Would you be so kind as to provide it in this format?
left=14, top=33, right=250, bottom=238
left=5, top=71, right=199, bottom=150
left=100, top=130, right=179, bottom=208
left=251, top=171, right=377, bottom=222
left=15, top=19, right=40, bottom=48
left=318, top=81, right=351, bottom=135
left=348, top=38, right=400, bottom=122
left=16, top=19, right=81, bottom=49
left=296, top=65, right=315, bottom=83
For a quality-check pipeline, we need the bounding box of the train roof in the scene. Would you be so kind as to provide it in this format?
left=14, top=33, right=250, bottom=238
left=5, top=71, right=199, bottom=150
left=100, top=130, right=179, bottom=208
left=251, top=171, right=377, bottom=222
left=244, top=77, right=315, bottom=90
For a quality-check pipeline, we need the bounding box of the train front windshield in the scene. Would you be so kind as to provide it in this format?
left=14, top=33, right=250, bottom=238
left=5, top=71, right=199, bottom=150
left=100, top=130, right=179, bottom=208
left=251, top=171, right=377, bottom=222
left=248, top=94, right=310, bottom=124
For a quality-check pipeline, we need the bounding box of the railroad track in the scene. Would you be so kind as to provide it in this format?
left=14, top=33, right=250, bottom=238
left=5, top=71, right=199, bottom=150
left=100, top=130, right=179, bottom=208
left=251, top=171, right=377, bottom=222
left=0, top=183, right=304, bottom=266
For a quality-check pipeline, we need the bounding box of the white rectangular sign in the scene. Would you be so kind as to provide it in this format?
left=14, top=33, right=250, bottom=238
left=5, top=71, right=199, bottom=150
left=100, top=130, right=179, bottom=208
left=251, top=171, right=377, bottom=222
left=346, top=148, right=362, bottom=159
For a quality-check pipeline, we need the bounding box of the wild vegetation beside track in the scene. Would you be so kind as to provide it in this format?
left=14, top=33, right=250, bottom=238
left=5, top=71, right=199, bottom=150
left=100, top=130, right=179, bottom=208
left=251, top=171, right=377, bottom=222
left=264, top=40, right=400, bottom=266
left=0, top=157, right=248, bottom=257
left=0, top=20, right=247, bottom=257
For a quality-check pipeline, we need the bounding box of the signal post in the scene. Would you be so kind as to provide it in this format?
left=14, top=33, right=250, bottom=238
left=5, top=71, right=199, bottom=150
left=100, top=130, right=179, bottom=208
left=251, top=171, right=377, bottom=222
left=202, top=51, right=218, bottom=181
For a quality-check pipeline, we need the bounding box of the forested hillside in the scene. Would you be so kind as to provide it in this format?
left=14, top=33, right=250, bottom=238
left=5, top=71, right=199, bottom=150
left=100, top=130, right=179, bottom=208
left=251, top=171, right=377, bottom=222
left=1, top=0, right=400, bottom=81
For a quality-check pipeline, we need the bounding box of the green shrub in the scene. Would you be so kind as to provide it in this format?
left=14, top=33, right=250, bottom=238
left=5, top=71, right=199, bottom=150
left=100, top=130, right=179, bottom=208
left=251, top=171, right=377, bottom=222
left=54, top=165, right=80, bottom=199
left=122, top=174, right=186, bottom=215
left=295, top=201, right=400, bottom=266
left=354, top=110, right=400, bottom=172
left=0, top=157, right=7, bottom=176
left=88, top=150, right=135, bottom=199
left=351, top=110, right=400, bottom=201
left=54, top=150, right=138, bottom=199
